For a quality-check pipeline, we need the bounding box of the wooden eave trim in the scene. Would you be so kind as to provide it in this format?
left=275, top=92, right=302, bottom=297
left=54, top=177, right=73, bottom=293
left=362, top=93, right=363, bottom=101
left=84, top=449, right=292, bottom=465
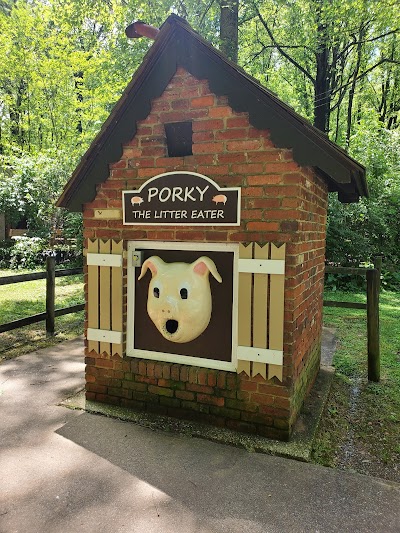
left=175, top=29, right=366, bottom=191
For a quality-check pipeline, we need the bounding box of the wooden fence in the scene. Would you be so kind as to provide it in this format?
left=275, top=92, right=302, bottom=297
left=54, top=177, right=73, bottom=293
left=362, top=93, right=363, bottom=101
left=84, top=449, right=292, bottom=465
left=323, top=257, right=381, bottom=382
left=0, top=257, right=84, bottom=335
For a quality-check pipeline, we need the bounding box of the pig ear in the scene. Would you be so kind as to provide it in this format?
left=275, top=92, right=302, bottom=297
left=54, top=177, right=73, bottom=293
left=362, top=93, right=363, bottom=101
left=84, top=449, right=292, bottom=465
left=138, top=256, right=165, bottom=280
left=192, top=256, right=222, bottom=283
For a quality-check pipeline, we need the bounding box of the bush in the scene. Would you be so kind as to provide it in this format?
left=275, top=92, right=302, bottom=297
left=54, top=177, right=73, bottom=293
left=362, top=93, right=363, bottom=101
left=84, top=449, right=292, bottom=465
left=0, top=240, right=15, bottom=269
left=1, top=237, right=82, bottom=270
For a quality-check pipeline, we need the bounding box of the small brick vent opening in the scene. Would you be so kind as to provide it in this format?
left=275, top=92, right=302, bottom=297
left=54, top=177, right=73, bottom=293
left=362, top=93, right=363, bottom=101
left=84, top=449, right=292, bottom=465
left=164, top=121, right=193, bottom=157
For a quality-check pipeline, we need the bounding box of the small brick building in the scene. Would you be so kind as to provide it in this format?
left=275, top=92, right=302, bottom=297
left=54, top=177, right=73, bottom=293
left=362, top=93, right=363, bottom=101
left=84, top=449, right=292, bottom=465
left=57, top=15, right=367, bottom=440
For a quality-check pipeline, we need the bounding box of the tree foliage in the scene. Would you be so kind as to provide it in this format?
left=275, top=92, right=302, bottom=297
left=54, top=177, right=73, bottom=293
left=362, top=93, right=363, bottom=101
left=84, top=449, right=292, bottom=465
left=0, top=0, right=399, bottom=267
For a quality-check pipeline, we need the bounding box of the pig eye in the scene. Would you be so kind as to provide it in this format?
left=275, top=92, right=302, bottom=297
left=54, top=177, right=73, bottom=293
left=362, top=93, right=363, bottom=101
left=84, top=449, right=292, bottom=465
left=153, top=287, right=160, bottom=298
left=180, top=288, right=188, bottom=300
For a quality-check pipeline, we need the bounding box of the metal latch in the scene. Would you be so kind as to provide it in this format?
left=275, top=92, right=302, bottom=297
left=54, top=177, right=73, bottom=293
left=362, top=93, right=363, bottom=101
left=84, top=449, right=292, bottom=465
left=132, top=250, right=144, bottom=267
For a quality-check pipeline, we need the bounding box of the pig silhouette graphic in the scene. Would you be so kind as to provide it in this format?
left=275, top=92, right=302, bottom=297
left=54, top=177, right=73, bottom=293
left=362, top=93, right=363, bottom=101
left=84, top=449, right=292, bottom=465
left=138, top=256, right=222, bottom=343
left=212, top=194, right=227, bottom=205
left=131, top=196, right=144, bottom=206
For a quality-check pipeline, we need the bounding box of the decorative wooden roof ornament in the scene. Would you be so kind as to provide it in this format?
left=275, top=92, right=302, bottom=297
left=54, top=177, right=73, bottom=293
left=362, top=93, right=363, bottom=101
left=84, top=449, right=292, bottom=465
left=57, top=14, right=368, bottom=212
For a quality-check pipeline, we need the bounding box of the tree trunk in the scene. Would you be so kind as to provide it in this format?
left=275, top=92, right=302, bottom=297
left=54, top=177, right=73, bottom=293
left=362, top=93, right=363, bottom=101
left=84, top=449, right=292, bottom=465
left=313, top=1, right=331, bottom=134
left=219, top=0, right=239, bottom=63
left=74, top=71, right=83, bottom=134
left=314, top=44, right=330, bottom=133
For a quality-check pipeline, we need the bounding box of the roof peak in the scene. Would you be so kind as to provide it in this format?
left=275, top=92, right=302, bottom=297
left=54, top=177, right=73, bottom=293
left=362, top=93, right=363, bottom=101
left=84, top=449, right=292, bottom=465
left=57, top=15, right=367, bottom=211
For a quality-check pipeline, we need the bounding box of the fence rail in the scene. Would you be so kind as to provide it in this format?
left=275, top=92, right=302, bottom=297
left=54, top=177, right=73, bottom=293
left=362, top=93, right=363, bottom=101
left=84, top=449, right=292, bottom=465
left=323, top=256, right=381, bottom=382
left=0, top=258, right=84, bottom=335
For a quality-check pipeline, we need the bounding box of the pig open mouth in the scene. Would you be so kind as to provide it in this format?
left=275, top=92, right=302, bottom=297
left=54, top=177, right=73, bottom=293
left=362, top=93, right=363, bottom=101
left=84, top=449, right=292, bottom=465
left=165, top=319, right=179, bottom=335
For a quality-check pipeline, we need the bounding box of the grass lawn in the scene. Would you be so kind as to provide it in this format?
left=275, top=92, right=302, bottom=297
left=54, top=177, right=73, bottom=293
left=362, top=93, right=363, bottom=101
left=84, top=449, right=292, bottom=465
left=313, top=289, right=400, bottom=482
left=0, top=269, right=84, bottom=361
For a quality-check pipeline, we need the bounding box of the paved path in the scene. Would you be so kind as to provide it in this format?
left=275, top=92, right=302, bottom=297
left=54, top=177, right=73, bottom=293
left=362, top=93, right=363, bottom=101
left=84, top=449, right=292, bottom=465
left=1, top=338, right=399, bottom=533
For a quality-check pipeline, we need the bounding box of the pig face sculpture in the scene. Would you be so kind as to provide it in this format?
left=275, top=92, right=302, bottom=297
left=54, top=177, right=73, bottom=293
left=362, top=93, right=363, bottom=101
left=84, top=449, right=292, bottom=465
left=138, top=256, right=222, bottom=343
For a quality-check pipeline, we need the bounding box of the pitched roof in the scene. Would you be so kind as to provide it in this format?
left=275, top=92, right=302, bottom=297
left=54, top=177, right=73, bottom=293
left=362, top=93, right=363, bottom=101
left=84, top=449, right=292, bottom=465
left=57, top=14, right=367, bottom=211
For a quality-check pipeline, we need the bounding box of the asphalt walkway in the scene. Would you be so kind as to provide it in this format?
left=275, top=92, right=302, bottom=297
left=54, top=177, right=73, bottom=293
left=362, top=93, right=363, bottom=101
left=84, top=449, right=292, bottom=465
left=0, top=338, right=399, bottom=533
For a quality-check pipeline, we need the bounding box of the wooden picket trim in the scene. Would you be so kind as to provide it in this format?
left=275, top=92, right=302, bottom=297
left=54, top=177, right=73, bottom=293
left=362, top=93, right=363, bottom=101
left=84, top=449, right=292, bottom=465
left=87, top=239, right=99, bottom=354
left=86, top=238, right=123, bottom=356
left=237, top=243, right=285, bottom=381
left=237, top=243, right=252, bottom=376
left=111, top=240, right=123, bottom=355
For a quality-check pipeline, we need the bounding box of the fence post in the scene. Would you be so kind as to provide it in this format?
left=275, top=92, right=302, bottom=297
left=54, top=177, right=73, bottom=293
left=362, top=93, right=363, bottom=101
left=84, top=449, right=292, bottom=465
left=46, top=256, right=55, bottom=336
left=373, top=255, right=382, bottom=287
left=367, top=268, right=380, bottom=382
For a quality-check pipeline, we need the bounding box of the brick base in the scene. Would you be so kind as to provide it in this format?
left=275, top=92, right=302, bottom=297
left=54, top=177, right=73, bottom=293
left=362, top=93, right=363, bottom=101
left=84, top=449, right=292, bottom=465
left=85, top=351, right=292, bottom=440
left=290, top=332, right=322, bottom=426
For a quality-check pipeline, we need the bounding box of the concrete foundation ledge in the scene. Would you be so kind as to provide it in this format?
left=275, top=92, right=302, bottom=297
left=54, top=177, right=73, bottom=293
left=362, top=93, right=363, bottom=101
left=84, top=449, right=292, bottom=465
left=61, top=366, right=335, bottom=462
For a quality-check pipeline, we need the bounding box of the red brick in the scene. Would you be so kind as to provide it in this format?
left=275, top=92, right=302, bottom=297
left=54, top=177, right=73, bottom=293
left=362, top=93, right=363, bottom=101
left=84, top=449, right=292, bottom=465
left=180, top=87, right=201, bottom=98
left=138, top=167, right=166, bottom=177
left=207, top=372, right=217, bottom=387
left=166, top=364, right=177, bottom=381
left=217, top=153, right=246, bottom=164
left=215, top=128, right=247, bottom=140
left=87, top=383, right=107, bottom=394
left=250, top=198, right=281, bottom=208
left=205, top=231, right=228, bottom=241
left=208, top=106, right=232, bottom=118
left=180, top=366, right=189, bottom=382
left=197, top=165, right=229, bottom=175
left=251, top=393, right=275, bottom=406
left=175, top=231, right=205, bottom=240
left=186, top=382, right=214, bottom=394
left=193, top=131, right=215, bottom=142
left=191, top=95, right=215, bottom=107
left=241, top=187, right=264, bottom=197
left=147, top=230, right=175, bottom=240
left=240, top=380, right=258, bottom=391
left=197, top=370, right=207, bottom=385
left=171, top=99, right=190, bottom=110
left=282, top=198, right=300, bottom=208
left=229, top=232, right=263, bottom=242
left=241, top=209, right=263, bottom=220
left=124, top=147, right=142, bottom=158
left=153, top=156, right=183, bottom=166
left=96, top=359, right=114, bottom=369
left=192, top=142, right=224, bottom=154
left=274, top=396, right=291, bottom=409
left=176, top=390, right=195, bottom=401
left=265, top=162, right=300, bottom=173
left=148, top=385, right=174, bottom=397
left=247, top=151, right=281, bottom=162
left=227, top=140, right=262, bottom=151
left=217, top=373, right=227, bottom=389
left=247, top=175, right=282, bottom=185
left=232, top=163, right=264, bottom=174
left=197, top=394, right=224, bottom=407
left=192, top=119, right=224, bottom=132
left=226, top=116, right=249, bottom=128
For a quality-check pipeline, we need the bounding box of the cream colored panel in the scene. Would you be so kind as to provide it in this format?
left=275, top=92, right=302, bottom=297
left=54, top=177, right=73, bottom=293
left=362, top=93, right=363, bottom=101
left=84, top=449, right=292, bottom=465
left=87, top=239, right=99, bottom=354
left=237, top=346, right=283, bottom=365
left=238, top=258, right=285, bottom=275
left=99, top=240, right=111, bottom=355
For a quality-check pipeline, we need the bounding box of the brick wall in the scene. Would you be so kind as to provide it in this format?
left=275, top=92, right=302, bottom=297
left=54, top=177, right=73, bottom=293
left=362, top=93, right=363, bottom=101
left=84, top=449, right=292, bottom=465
left=83, top=67, right=328, bottom=440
